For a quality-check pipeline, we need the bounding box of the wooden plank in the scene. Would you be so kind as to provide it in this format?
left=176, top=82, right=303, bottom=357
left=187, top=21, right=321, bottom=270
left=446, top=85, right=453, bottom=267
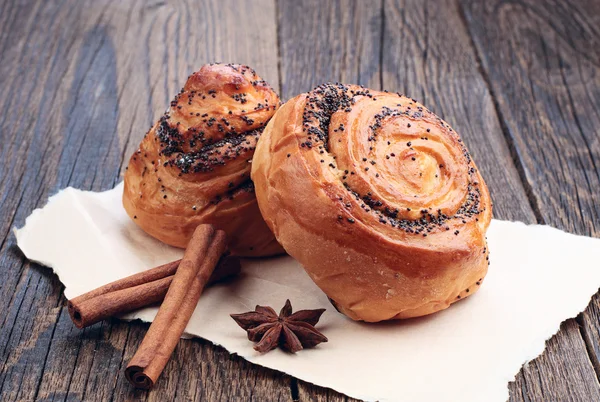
left=278, top=0, right=382, bottom=100
left=0, top=2, right=123, bottom=400
left=0, top=0, right=291, bottom=401
left=461, top=0, right=600, bottom=401
left=296, top=380, right=355, bottom=402
left=277, top=1, right=382, bottom=400
left=461, top=0, right=600, bottom=235
left=518, top=321, right=600, bottom=402
left=582, top=296, right=600, bottom=381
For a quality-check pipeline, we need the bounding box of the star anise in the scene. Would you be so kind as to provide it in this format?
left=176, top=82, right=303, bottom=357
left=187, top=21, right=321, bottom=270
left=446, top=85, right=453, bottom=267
left=230, top=300, right=328, bottom=353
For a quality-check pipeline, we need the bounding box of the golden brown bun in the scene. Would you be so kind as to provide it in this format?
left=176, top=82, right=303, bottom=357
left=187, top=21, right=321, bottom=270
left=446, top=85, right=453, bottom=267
left=123, top=64, right=284, bottom=257
left=251, top=83, right=492, bottom=321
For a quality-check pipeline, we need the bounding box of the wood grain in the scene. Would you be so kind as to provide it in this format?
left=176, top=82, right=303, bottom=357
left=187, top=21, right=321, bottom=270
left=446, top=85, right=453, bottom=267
left=461, top=0, right=600, bottom=235
left=278, top=0, right=382, bottom=100
left=0, top=0, right=291, bottom=401
left=462, top=0, right=600, bottom=400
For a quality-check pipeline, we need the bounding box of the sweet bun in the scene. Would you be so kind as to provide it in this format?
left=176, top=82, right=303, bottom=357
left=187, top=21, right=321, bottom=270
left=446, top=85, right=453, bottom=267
left=123, top=63, right=283, bottom=257
left=251, top=83, right=492, bottom=321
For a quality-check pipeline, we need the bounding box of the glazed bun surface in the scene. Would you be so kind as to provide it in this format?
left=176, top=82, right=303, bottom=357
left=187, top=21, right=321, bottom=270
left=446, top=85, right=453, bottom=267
left=251, top=83, right=492, bottom=321
left=123, top=63, right=283, bottom=257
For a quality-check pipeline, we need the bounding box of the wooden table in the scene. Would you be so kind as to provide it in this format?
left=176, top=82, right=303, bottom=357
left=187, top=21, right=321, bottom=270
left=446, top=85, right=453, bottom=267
left=1, top=0, right=599, bottom=400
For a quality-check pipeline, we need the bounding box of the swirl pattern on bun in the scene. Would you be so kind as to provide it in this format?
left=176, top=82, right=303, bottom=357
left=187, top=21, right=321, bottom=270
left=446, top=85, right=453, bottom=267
left=251, top=83, right=492, bottom=321
left=123, top=63, right=283, bottom=257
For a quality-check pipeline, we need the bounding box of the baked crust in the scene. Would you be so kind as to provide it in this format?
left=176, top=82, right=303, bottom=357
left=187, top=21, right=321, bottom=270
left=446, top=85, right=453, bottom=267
left=123, top=64, right=283, bottom=257
left=251, top=84, right=492, bottom=321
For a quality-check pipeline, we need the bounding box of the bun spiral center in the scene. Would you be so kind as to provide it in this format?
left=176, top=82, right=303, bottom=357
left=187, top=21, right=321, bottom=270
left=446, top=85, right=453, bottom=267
left=301, top=83, right=483, bottom=234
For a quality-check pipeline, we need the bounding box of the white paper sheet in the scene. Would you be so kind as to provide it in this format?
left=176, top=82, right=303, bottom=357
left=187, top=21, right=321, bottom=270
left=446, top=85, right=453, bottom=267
left=14, top=184, right=600, bottom=402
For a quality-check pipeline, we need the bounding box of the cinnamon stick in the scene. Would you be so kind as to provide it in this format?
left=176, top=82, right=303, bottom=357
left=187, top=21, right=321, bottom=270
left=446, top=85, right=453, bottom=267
left=125, top=224, right=227, bottom=389
left=68, top=255, right=240, bottom=329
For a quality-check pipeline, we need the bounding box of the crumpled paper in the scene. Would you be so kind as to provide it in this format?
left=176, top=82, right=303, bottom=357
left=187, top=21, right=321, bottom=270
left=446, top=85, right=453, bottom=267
left=14, top=183, right=600, bottom=402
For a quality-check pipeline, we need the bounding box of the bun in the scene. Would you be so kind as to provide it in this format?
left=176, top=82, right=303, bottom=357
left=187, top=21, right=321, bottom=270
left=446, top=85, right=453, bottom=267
left=123, top=63, right=283, bottom=257
left=251, top=83, right=492, bottom=321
